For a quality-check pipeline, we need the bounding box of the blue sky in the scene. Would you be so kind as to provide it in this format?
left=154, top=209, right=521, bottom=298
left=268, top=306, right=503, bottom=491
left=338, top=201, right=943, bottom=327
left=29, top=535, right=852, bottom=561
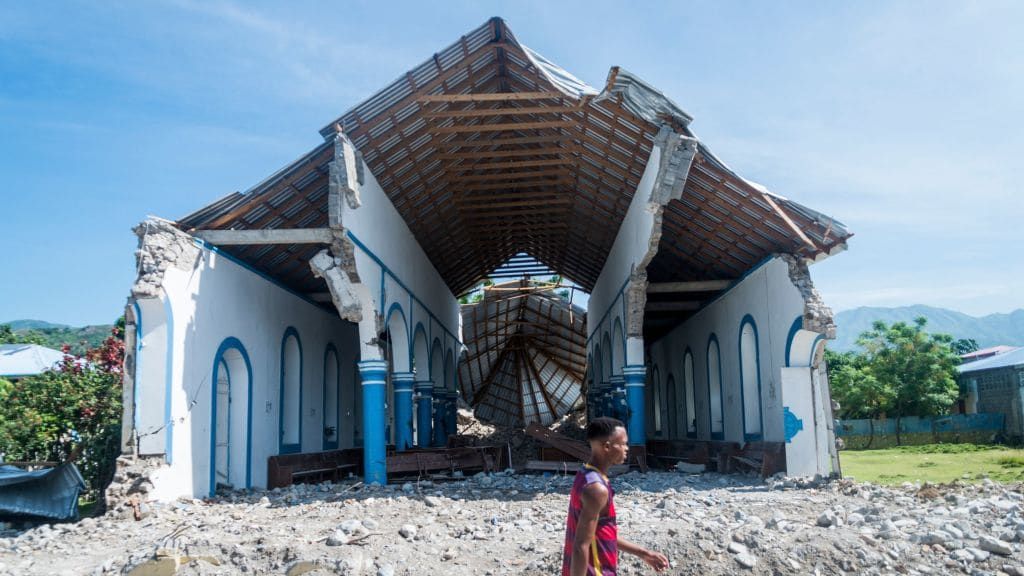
left=1, top=1, right=1021, bottom=326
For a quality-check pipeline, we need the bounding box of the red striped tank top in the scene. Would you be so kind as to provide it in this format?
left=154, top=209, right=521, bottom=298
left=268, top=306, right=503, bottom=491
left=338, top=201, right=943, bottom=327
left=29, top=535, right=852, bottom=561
left=562, top=464, right=617, bottom=575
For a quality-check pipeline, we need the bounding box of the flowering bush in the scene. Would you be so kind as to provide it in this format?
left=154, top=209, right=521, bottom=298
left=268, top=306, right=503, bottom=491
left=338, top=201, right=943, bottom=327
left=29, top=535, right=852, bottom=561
left=0, top=327, right=124, bottom=501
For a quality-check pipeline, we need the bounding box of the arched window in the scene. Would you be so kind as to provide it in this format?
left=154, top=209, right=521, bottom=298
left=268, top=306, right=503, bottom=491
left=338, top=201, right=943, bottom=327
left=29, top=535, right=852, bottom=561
left=210, top=337, right=252, bottom=496
left=651, top=366, right=662, bottom=435
left=740, top=317, right=762, bottom=440
left=684, top=350, right=696, bottom=437
left=279, top=328, right=302, bottom=454
left=323, top=345, right=340, bottom=450
left=707, top=335, right=723, bottom=439
left=665, top=374, right=677, bottom=438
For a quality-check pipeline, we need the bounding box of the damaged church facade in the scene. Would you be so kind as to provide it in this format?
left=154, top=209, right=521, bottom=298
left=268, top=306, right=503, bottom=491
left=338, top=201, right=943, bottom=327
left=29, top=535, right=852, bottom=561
left=122, top=18, right=851, bottom=499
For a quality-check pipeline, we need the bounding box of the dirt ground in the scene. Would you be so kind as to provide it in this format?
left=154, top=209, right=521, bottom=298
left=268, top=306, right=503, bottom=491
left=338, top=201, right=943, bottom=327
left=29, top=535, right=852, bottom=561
left=2, top=469, right=1024, bottom=576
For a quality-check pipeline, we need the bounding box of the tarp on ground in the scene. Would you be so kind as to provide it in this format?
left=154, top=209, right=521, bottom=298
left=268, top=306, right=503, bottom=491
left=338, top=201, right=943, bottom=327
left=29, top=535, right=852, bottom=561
left=0, top=463, right=86, bottom=521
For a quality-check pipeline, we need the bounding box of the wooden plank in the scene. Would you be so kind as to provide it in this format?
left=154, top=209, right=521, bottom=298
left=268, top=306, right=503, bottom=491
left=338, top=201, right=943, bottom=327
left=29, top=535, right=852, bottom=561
left=194, top=228, right=332, bottom=245
left=457, top=198, right=572, bottom=210
left=645, top=302, right=702, bottom=312
left=423, top=105, right=579, bottom=119
left=646, top=280, right=732, bottom=293
left=436, top=146, right=581, bottom=160
left=437, top=134, right=572, bottom=148
left=428, top=120, right=576, bottom=134
left=448, top=158, right=573, bottom=171
left=417, top=91, right=565, bottom=102
left=449, top=179, right=571, bottom=193
left=446, top=168, right=568, bottom=182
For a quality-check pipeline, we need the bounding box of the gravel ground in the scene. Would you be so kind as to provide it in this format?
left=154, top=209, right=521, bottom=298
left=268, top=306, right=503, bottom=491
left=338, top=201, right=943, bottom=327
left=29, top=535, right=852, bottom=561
left=2, top=470, right=1024, bottom=576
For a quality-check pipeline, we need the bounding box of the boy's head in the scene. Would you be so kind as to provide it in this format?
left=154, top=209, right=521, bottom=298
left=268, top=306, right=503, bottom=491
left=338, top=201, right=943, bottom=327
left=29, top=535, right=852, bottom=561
left=586, top=417, right=629, bottom=465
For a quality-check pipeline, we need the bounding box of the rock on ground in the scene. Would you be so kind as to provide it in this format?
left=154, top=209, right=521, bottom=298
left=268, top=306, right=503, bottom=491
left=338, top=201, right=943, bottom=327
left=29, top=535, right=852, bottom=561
left=1, top=471, right=1023, bottom=575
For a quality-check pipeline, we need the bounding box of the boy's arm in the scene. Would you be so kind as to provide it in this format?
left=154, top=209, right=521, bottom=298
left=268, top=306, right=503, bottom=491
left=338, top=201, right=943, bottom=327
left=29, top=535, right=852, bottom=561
left=617, top=537, right=669, bottom=572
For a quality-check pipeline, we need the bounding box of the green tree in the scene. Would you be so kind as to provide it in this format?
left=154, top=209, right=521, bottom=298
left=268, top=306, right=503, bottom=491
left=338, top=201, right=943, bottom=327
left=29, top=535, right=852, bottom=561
left=951, top=338, right=980, bottom=356
left=0, top=327, right=124, bottom=503
left=0, top=324, right=45, bottom=345
left=855, top=317, right=960, bottom=445
left=825, top=348, right=893, bottom=448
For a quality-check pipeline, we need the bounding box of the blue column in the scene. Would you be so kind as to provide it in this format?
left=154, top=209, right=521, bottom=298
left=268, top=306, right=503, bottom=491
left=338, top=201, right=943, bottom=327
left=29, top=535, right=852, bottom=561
left=623, top=365, right=647, bottom=446
left=444, top=390, right=459, bottom=442
left=358, top=360, right=388, bottom=485
left=392, top=372, right=415, bottom=452
left=414, top=380, right=433, bottom=448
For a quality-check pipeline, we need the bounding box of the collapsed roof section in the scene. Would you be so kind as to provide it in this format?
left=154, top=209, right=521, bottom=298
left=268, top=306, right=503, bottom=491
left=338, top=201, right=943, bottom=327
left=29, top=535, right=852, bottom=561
left=459, top=280, right=585, bottom=427
left=176, top=17, right=851, bottom=308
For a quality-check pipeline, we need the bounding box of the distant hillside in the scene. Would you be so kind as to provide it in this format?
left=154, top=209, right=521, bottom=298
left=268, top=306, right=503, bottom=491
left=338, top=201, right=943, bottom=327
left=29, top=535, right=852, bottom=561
left=832, top=305, right=1024, bottom=352
left=2, top=320, right=115, bottom=356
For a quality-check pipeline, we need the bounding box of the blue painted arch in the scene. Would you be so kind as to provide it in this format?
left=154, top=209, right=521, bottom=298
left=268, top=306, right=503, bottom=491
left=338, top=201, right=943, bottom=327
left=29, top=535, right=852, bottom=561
left=738, top=314, right=764, bottom=441
left=706, top=334, right=724, bottom=440
left=278, top=326, right=303, bottom=454
left=209, top=337, right=253, bottom=497
left=322, top=343, right=340, bottom=450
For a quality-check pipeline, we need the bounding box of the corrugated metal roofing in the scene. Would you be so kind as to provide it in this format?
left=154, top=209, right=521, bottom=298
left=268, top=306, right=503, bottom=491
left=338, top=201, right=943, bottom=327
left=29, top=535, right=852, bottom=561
left=177, top=17, right=852, bottom=301
left=459, top=280, right=585, bottom=427
left=958, top=347, right=1024, bottom=374
left=0, top=344, right=65, bottom=377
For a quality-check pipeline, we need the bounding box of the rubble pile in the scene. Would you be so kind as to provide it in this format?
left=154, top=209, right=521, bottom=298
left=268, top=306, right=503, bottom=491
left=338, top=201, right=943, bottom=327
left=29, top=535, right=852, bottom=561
left=2, top=471, right=1024, bottom=575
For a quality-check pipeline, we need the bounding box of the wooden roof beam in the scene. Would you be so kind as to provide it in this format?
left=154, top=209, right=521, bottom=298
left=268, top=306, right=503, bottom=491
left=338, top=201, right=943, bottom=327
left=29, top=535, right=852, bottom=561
left=417, top=91, right=565, bottom=102
left=646, top=280, right=732, bottom=293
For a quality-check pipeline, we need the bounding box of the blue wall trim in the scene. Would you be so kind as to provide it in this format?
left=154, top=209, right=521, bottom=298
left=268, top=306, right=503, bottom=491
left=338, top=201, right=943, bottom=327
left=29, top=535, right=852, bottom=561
left=345, top=230, right=462, bottom=347
left=683, top=347, right=696, bottom=439
left=706, top=333, right=724, bottom=440
left=131, top=300, right=142, bottom=431
left=278, top=326, right=303, bottom=455
left=163, top=296, right=174, bottom=464
left=784, top=316, right=803, bottom=368
left=587, top=276, right=630, bottom=345
left=738, top=314, right=764, bottom=442
left=209, top=337, right=253, bottom=497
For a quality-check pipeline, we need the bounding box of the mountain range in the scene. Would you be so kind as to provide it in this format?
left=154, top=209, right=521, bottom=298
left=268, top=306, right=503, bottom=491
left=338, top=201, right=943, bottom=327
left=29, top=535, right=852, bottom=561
left=6, top=306, right=1023, bottom=356
left=831, top=305, right=1024, bottom=352
left=2, top=319, right=115, bottom=355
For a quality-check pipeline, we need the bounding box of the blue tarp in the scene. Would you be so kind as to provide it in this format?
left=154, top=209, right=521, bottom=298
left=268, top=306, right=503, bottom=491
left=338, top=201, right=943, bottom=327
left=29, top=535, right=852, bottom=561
left=0, top=463, right=86, bottom=521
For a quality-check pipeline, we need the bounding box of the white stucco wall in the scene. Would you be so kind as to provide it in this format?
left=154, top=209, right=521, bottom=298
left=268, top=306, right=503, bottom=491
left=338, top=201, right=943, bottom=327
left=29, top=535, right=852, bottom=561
left=587, top=145, right=661, bottom=366
left=342, top=157, right=462, bottom=385
left=646, top=257, right=808, bottom=444
left=134, top=243, right=360, bottom=499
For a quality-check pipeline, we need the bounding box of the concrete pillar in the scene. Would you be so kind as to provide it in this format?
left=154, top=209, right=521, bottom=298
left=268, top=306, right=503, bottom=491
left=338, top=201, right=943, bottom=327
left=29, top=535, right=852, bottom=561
left=609, top=375, right=626, bottom=421
left=445, top=390, right=459, bottom=442
left=358, top=359, right=388, bottom=485
left=432, top=391, right=446, bottom=447
left=392, top=372, right=415, bottom=451
left=414, top=380, right=433, bottom=448
left=623, top=365, right=646, bottom=446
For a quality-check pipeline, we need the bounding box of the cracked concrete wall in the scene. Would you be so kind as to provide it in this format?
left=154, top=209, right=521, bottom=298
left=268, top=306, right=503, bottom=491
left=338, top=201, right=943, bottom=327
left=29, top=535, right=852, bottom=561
left=588, top=126, right=697, bottom=364
left=780, top=254, right=836, bottom=339
left=131, top=217, right=201, bottom=299
left=336, top=133, right=461, bottom=369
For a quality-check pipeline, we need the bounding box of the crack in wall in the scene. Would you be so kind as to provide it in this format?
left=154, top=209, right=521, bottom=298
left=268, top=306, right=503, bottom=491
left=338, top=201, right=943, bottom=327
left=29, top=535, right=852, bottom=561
left=781, top=254, right=836, bottom=339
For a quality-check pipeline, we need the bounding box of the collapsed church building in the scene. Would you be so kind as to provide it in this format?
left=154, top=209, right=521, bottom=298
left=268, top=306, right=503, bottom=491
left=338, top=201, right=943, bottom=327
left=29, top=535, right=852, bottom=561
left=121, top=18, right=852, bottom=499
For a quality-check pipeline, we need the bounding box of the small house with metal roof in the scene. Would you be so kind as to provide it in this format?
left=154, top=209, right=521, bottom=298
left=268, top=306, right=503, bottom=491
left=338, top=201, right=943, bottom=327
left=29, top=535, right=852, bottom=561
left=958, top=347, right=1024, bottom=440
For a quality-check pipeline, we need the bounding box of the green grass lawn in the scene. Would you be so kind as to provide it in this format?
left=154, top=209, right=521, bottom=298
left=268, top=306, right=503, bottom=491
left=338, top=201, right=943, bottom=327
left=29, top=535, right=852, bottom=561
left=841, top=443, right=1024, bottom=485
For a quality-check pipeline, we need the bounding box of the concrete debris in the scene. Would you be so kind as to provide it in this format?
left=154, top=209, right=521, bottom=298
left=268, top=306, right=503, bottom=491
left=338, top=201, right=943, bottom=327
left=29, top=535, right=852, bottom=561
left=3, top=474, right=1024, bottom=575
left=674, top=461, right=706, bottom=474
left=781, top=253, right=836, bottom=339
left=309, top=248, right=363, bottom=323
left=131, top=218, right=201, bottom=299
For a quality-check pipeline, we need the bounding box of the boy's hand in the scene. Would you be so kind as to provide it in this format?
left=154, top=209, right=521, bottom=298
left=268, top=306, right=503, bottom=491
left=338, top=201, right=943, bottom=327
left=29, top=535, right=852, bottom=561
left=641, top=549, right=669, bottom=571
